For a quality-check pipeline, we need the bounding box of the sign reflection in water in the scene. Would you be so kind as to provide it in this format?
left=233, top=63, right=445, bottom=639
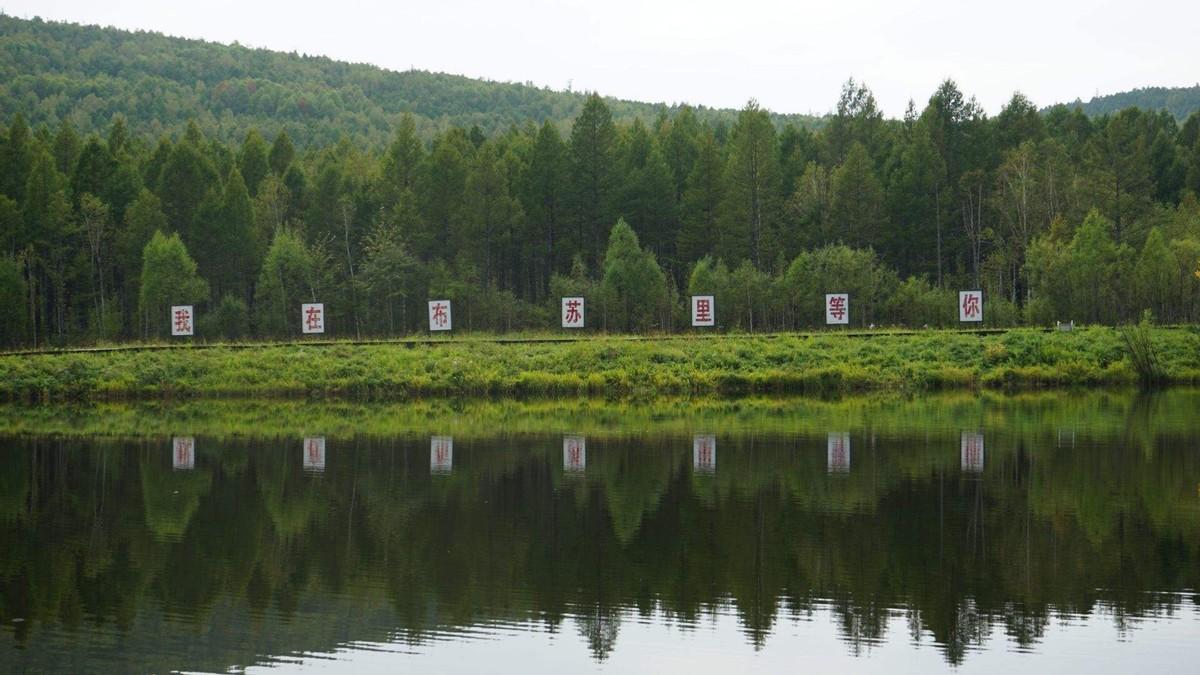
left=303, top=437, right=326, bottom=473
left=431, top=435, right=453, bottom=474
left=563, top=435, right=586, bottom=473
left=961, top=431, right=984, bottom=473
left=827, top=432, right=850, bottom=473
left=693, top=434, right=716, bottom=473
left=172, top=436, right=194, bottom=470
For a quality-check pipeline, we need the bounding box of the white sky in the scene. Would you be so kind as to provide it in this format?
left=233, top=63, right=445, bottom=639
left=5, top=0, right=1200, bottom=117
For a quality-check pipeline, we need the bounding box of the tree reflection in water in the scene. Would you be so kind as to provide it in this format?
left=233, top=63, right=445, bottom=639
left=0, top=390, right=1198, bottom=672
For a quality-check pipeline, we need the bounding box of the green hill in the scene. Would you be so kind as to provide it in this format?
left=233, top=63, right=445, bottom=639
left=1057, top=85, right=1200, bottom=120
left=0, top=14, right=822, bottom=147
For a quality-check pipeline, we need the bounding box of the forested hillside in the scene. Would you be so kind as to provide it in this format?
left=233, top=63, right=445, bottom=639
left=1067, top=85, right=1200, bottom=121
left=0, top=14, right=820, bottom=148
left=2, top=15, right=1200, bottom=347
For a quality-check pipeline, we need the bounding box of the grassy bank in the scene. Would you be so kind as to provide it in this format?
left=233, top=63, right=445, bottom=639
left=0, top=327, right=1198, bottom=401
left=2, top=389, right=1197, bottom=442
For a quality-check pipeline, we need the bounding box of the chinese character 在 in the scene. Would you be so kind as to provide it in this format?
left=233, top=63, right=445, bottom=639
left=301, top=303, right=325, bottom=334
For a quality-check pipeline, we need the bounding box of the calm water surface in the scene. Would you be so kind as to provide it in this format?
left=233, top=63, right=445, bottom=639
left=1, top=391, right=1198, bottom=673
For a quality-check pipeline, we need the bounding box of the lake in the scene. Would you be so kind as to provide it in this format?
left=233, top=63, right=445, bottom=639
left=0, top=390, right=1197, bottom=673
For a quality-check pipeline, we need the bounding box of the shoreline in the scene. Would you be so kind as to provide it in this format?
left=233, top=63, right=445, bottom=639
left=1, top=388, right=1196, bottom=440
left=0, top=327, right=1197, bottom=401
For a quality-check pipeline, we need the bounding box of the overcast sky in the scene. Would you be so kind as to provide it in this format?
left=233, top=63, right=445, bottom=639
left=6, top=0, right=1199, bottom=117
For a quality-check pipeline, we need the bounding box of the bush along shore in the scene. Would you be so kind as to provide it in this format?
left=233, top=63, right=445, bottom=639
left=0, top=327, right=1198, bottom=401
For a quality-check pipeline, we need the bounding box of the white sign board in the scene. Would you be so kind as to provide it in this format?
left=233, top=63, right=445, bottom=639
left=691, top=295, right=715, bottom=327
left=959, top=290, right=983, bottom=322
left=825, top=293, right=849, bottom=325
left=303, top=437, right=326, bottom=473
left=171, top=305, right=194, bottom=336
left=428, top=300, right=452, bottom=331
left=173, top=437, right=195, bottom=470
left=561, top=297, right=585, bottom=328
left=693, top=434, right=716, bottom=473
left=431, top=436, right=454, bottom=474
left=961, top=432, right=985, bottom=473
left=301, top=303, right=325, bottom=334
left=827, top=432, right=851, bottom=473
left=563, top=436, right=586, bottom=473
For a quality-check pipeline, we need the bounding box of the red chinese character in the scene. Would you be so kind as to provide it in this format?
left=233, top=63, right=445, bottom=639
left=305, top=305, right=322, bottom=330
left=828, top=296, right=846, bottom=321
left=962, top=293, right=980, bottom=318
left=174, top=308, right=191, bottom=333
left=431, top=303, right=448, bottom=327
left=695, top=298, right=712, bottom=322
left=564, top=299, right=582, bottom=324
left=306, top=439, right=320, bottom=463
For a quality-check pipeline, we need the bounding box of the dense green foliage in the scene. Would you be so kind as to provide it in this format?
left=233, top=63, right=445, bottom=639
left=3, top=16, right=1200, bottom=347
left=1, top=327, right=1198, bottom=400
left=1067, top=85, right=1200, bottom=120
left=1, top=389, right=1198, bottom=670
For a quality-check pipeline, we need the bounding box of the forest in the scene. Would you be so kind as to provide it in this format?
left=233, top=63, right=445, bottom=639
left=3, top=19, right=1200, bottom=345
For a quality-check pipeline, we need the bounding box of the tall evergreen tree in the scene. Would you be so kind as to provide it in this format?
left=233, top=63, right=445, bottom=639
left=520, top=121, right=568, bottom=296
left=238, top=130, right=271, bottom=197
left=0, top=114, right=33, bottom=202
left=567, top=93, right=618, bottom=267
left=720, top=100, right=780, bottom=267
left=677, top=133, right=724, bottom=265
left=829, top=142, right=887, bottom=250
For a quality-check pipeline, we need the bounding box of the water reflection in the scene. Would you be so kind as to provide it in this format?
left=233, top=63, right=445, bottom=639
left=431, top=436, right=453, bottom=475
left=564, top=436, right=586, bottom=474
left=303, top=437, right=325, bottom=473
left=961, top=431, right=984, bottom=473
left=827, top=431, right=850, bottom=473
left=693, top=434, right=716, bottom=473
left=1, top=390, right=1199, bottom=673
left=173, top=436, right=195, bottom=471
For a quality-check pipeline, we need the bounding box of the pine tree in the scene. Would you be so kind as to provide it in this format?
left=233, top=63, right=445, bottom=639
left=677, top=133, right=723, bottom=265
left=567, top=93, right=618, bottom=267
left=379, top=114, right=424, bottom=209
left=269, top=130, right=296, bottom=175
left=719, top=100, right=780, bottom=267
left=520, top=120, right=568, bottom=295
left=238, top=130, right=271, bottom=197
left=0, top=114, right=32, bottom=202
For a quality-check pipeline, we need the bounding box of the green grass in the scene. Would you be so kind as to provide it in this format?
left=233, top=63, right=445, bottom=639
left=0, top=327, right=1198, bottom=401
left=2, top=388, right=1197, bottom=442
